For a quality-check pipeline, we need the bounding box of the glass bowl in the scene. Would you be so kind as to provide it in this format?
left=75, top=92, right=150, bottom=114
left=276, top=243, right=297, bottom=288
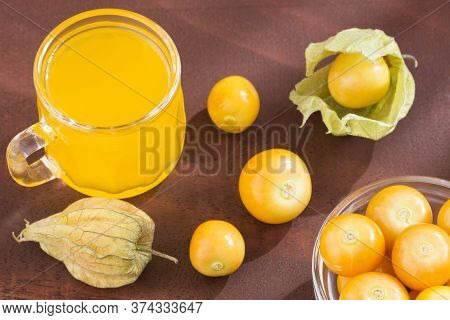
left=312, top=176, right=450, bottom=300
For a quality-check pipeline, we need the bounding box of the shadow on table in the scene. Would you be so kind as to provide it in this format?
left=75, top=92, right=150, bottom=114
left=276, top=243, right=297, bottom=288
left=283, top=279, right=315, bottom=300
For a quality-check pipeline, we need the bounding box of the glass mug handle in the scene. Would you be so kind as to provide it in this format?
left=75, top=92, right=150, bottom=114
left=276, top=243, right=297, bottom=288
left=6, top=122, right=59, bottom=187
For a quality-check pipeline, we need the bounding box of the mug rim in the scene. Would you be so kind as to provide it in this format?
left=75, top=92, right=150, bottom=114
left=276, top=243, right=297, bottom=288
left=33, top=8, right=182, bottom=132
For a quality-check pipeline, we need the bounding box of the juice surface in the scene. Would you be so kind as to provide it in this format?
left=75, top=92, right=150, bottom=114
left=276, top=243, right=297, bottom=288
left=46, top=26, right=169, bottom=127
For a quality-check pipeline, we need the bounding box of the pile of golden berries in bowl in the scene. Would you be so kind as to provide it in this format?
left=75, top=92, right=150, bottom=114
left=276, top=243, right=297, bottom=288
left=312, top=176, right=450, bottom=300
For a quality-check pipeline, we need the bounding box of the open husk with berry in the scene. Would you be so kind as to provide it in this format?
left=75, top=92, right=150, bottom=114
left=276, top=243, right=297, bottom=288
left=289, top=28, right=416, bottom=140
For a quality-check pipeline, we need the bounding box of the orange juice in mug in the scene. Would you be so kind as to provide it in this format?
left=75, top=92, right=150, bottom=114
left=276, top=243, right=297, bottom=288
left=6, top=9, right=186, bottom=198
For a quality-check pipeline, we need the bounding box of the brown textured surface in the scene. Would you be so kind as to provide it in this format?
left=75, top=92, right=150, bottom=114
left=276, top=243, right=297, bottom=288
left=0, top=0, right=449, bottom=300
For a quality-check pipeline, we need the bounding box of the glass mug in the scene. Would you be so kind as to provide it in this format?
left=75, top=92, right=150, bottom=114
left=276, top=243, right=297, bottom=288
left=6, top=9, right=186, bottom=198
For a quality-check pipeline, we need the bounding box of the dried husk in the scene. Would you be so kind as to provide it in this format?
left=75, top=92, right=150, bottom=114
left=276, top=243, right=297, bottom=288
left=13, top=198, right=177, bottom=288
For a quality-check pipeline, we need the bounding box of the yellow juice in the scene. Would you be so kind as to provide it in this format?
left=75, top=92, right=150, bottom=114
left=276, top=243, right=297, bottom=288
left=46, top=27, right=170, bottom=127
left=37, top=16, right=185, bottom=198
